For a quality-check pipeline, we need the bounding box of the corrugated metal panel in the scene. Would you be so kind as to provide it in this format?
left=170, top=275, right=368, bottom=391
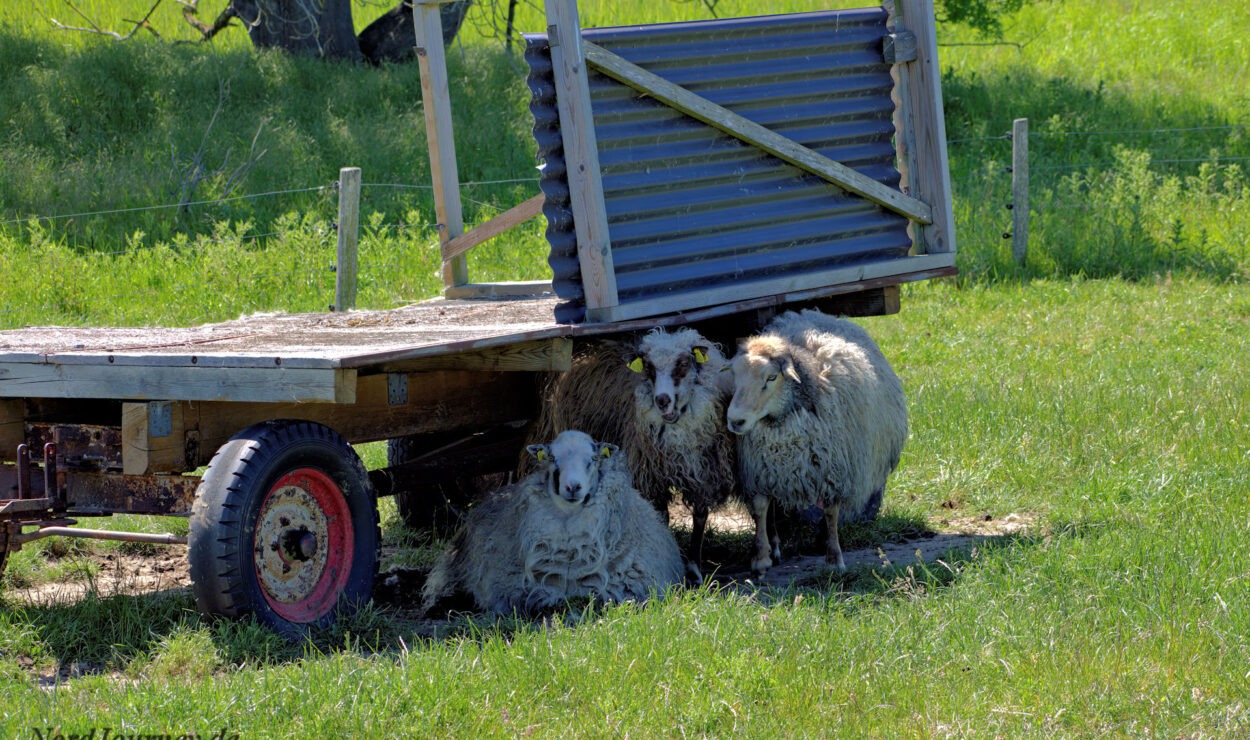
left=526, top=8, right=912, bottom=324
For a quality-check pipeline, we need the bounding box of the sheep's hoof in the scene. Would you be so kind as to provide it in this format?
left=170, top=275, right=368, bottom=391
left=685, top=561, right=704, bottom=587
left=825, top=554, right=847, bottom=572
left=750, top=556, right=773, bottom=579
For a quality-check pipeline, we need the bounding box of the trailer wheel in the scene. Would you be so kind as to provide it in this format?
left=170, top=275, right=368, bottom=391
left=189, top=420, right=378, bottom=636
left=387, top=435, right=498, bottom=536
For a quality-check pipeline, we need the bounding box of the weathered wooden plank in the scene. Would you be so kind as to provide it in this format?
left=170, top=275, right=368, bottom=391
left=886, top=0, right=956, bottom=254
left=442, top=280, right=553, bottom=300
left=335, top=166, right=362, bottom=311
left=0, top=352, right=334, bottom=370
left=414, top=1, right=468, bottom=287
left=582, top=42, right=934, bottom=225
left=0, top=363, right=356, bottom=403
left=122, top=402, right=189, bottom=475
left=376, top=338, right=572, bottom=373
left=182, top=370, right=539, bottom=465
left=544, top=0, right=620, bottom=313
left=442, top=194, right=545, bottom=262
left=588, top=253, right=955, bottom=323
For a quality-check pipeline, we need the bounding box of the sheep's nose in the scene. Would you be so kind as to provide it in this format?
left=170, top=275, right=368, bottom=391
left=727, top=417, right=745, bottom=434
left=655, top=393, right=672, bottom=410
left=564, top=482, right=582, bottom=495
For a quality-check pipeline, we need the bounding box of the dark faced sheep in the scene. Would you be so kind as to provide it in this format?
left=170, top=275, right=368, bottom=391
left=423, top=430, right=684, bottom=616
left=527, top=327, right=737, bottom=574
left=727, top=310, right=907, bottom=576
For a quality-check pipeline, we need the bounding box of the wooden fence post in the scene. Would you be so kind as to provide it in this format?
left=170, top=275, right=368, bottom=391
left=335, top=166, right=361, bottom=312
left=1011, top=117, right=1029, bottom=265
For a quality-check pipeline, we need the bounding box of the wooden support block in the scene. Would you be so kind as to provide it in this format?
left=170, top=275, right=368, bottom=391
left=122, top=401, right=190, bottom=475
left=0, top=399, right=23, bottom=458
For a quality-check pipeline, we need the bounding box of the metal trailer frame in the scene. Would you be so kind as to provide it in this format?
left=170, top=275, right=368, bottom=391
left=0, top=0, right=954, bottom=634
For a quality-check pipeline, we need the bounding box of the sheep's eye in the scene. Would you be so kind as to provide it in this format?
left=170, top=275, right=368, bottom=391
left=766, top=373, right=778, bottom=382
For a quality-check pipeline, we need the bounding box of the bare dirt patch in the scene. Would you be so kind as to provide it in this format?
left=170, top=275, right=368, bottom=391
left=5, top=548, right=191, bottom=607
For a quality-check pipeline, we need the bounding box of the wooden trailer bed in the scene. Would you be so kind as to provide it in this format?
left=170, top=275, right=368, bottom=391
left=0, top=0, right=956, bottom=635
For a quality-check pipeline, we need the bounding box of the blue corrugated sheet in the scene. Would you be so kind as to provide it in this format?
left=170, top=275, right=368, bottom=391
left=526, top=8, right=912, bottom=324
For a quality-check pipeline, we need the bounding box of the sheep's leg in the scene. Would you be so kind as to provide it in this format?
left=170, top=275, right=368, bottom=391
left=682, top=504, right=708, bottom=586
left=767, top=498, right=781, bottom=563
left=824, top=500, right=846, bottom=571
left=750, top=494, right=774, bottom=577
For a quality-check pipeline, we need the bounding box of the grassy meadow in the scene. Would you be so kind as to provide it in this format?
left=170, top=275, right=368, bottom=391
left=1, top=0, right=1249, bottom=735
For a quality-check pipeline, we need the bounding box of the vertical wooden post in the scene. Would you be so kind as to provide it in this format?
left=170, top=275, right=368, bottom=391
left=414, top=0, right=468, bottom=289
left=335, top=166, right=361, bottom=312
left=1011, top=117, right=1029, bottom=265
left=544, top=0, right=619, bottom=321
left=886, top=0, right=956, bottom=256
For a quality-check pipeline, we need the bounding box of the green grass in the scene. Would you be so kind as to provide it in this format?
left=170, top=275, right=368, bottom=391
left=1, top=0, right=1250, bottom=735
left=2, top=278, right=1248, bottom=735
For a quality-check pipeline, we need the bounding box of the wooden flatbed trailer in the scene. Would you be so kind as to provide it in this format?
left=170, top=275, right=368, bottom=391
left=0, top=0, right=954, bottom=634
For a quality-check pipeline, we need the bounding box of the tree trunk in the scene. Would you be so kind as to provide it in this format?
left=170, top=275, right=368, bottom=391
left=231, top=0, right=363, bottom=61
left=358, top=1, right=474, bottom=65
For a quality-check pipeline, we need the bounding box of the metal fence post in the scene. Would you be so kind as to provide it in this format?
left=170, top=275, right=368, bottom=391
left=335, top=166, right=361, bottom=312
left=1011, top=118, right=1029, bottom=265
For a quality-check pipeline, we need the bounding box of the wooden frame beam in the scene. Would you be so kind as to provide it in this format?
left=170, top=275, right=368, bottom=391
left=886, top=0, right=955, bottom=254
left=441, top=194, right=545, bottom=262
left=414, top=0, right=468, bottom=288
left=582, top=41, right=934, bottom=225
left=544, top=0, right=619, bottom=319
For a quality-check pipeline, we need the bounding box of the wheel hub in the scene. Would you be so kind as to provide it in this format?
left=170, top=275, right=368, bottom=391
left=256, top=483, right=331, bottom=603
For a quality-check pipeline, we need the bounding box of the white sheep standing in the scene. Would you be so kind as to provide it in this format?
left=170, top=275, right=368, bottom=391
left=527, top=327, right=737, bottom=574
left=726, top=310, right=907, bottom=576
left=422, top=430, right=684, bottom=616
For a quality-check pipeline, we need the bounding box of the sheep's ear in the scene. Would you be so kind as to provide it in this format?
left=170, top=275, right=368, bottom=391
left=782, top=357, right=802, bottom=384
left=595, top=442, right=619, bottom=460
left=692, top=346, right=710, bottom=364
left=626, top=356, right=644, bottom=373
left=527, top=444, right=550, bottom=462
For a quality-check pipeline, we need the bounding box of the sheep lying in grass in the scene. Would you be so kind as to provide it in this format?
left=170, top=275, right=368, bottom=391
left=422, top=430, right=684, bottom=616
left=527, top=328, right=737, bottom=574
left=727, top=310, right=907, bottom=575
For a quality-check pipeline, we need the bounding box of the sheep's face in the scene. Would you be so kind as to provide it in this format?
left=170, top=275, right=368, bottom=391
left=527, top=430, right=619, bottom=507
left=628, top=329, right=720, bottom=424
left=726, top=338, right=799, bottom=435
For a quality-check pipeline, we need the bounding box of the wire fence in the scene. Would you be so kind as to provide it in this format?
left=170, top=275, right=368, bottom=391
left=1, top=122, right=1246, bottom=327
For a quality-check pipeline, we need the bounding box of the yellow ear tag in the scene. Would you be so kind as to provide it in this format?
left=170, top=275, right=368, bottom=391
left=627, top=357, right=644, bottom=373
left=601, top=446, right=612, bottom=458
left=536, top=449, right=547, bottom=461
left=693, top=348, right=709, bottom=363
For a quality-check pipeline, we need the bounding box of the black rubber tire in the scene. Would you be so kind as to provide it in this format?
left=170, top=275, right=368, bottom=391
left=188, top=420, right=379, bottom=638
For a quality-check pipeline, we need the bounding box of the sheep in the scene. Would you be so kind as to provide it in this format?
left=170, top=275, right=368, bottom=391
left=726, top=310, right=907, bottom=576
left=526, top=327, right=737, bottom=575
left=422, top=430, right=684, bottom=616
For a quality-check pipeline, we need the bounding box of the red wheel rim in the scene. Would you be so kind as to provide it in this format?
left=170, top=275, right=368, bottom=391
left=253, top=467, right=354, bottom=623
